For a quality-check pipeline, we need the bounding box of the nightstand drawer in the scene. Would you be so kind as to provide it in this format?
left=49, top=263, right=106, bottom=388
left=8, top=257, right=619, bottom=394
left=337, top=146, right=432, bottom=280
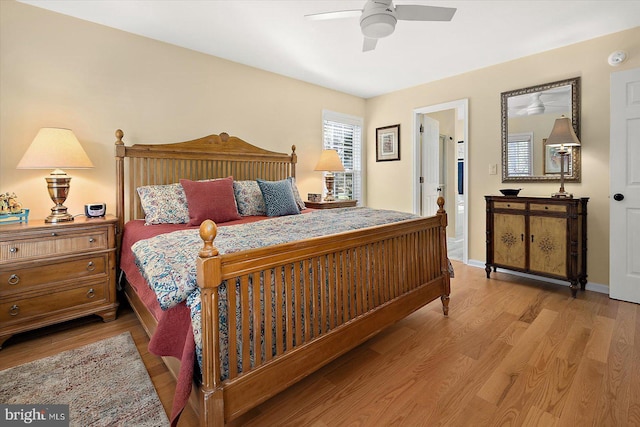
left=0, top=281, right=107, bottom=324
left=0, top=229, right=108, bottom=262
left=0, top=254, right=107, bottom=295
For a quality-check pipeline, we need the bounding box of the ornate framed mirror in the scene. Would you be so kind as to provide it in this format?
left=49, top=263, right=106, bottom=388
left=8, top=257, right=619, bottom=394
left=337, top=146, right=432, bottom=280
left=501, top=77, right=580, bottom=182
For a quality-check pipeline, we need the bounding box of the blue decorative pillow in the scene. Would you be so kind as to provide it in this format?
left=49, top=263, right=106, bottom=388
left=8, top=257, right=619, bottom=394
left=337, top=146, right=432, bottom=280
left=256, top=179, right=300, bottom=217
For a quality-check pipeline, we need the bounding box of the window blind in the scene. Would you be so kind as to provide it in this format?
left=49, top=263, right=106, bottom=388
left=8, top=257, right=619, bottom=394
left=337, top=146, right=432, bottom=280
left=322, top=111, right=363, bottom=203
left=507, top=133, right=533, bottom=176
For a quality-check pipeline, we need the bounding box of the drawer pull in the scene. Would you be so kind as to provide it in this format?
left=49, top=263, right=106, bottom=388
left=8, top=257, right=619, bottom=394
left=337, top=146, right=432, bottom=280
left=51, top=232, right=58, bottom=237
left=9, top=305, right=19, bottom=316
left=87, top=261, right=96, bottom=271
left=545, top=206, right=549, bottom=210
left=89, top=238, right=95, bottom=243
left=87, top=288, right=95, bottom=298
left=8, top=274, right=20, bottom=285
left=9, top=247, right=18, bottom=253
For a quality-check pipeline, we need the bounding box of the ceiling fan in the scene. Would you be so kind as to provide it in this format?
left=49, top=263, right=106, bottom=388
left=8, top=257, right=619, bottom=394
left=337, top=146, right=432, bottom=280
left=305, top=0, right=457, bottom=52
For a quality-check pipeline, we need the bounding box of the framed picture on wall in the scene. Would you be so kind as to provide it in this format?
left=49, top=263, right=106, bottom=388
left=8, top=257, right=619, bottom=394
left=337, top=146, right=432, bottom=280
left=376, top=124, right=400, bottom=161
left=544, top=144, right=572, bottom=174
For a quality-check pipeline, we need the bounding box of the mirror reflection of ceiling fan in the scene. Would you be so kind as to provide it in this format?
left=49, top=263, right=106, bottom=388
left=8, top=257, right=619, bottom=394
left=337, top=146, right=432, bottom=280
left=305, top=0, right=457, bottom=52
left=508, top=87, right=572, bottom=117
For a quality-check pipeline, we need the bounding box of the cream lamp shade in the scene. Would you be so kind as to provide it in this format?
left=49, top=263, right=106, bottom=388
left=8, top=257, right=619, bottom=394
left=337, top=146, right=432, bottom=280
left=544, top=116, right=581, bottom=148
left=17, top=128, right=94, bottom=222
left=544, top=116, right=580, bottom=198
left=314, top=149, right=344, bottom=202
left=314, top=149, right=345, bottom=172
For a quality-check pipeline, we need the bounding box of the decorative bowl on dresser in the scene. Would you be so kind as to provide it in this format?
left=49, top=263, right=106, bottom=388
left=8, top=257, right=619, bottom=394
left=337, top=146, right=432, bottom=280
left=485, top=195, right=588, bottom=297
left=0, top=215, right=119, bottom=348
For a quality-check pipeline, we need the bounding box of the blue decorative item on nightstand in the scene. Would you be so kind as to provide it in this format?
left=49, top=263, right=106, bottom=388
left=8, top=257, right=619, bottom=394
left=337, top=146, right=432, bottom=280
left=0, top=208, right=29, bottom=225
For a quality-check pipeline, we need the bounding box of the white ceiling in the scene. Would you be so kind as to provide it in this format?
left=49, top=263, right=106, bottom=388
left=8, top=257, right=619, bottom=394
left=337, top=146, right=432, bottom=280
left=18, top=0, right=640, bottom=99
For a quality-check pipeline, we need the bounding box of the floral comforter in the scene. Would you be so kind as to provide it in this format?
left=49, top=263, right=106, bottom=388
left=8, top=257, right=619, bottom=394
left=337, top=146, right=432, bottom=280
left=132, top=207, right=419, bottom=379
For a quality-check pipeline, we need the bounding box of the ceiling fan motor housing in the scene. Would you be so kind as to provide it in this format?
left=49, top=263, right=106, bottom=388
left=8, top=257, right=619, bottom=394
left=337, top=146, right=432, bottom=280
left=360, top=2, right=397, bottom=38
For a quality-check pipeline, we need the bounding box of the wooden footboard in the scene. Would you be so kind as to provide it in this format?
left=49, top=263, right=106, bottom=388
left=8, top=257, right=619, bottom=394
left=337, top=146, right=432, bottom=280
left=196, top=198, right=450, bottom=426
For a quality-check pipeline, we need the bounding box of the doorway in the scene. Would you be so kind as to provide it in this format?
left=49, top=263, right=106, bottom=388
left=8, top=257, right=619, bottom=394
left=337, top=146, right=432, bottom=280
left=413, top=99, right=469, bottom=263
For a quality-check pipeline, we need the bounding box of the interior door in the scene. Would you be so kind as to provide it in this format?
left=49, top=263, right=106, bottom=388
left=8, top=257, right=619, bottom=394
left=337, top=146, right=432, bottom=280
left=422, top=115, right=440, bottom=216
left=610, top=67, right=640, bottom=303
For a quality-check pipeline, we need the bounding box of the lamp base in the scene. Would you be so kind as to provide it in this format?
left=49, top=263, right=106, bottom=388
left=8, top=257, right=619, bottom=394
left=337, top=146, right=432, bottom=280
left=323, top=173, right=336, bottom=202
left=45, top=211, right=74, bottom=223
left=551, top=191, right=573, bottom=199
left=45, top=171, right=74, bottom=223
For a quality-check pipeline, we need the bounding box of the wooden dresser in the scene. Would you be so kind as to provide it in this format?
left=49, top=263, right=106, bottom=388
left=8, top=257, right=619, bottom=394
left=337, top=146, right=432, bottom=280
left=0, top=216, right=119, bottom=348
left=485, top=196, right=588, bottom=297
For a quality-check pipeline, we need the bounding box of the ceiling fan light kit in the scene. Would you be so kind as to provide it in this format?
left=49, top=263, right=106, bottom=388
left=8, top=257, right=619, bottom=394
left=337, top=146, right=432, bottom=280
left=361, top=13, right=396, bottom=38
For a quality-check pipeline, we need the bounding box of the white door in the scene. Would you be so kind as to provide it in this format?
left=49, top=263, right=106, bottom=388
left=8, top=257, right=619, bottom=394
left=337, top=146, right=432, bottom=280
left=610, top=67, right=640, bottom=303
left=422, top=115, right=440, bottom=216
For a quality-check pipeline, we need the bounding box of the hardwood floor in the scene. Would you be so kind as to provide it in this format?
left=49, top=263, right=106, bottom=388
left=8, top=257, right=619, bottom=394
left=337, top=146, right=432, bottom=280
left=1, top=261, right=639, bottom=426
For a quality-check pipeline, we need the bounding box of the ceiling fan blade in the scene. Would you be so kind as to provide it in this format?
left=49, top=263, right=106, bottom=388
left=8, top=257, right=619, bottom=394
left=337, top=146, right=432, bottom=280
left=305, top=9, right=362, bottom=21
left=395, top=5, right=457, bottom=21
left=363, top=37, right=378, bottom=52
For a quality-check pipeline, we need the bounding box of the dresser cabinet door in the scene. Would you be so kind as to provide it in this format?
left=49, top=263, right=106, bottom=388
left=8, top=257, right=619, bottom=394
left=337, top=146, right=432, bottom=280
left=493, top=213, right=526, bottom=269
left=529, top=216, right=567, bottom=276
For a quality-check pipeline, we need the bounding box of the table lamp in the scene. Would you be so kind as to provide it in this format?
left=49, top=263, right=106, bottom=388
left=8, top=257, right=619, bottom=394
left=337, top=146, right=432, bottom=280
left=17, top=128, right=94, bottom=222
left=544, top=116, right=580, bottom=198
left=314, top=149, right=344, bottom=202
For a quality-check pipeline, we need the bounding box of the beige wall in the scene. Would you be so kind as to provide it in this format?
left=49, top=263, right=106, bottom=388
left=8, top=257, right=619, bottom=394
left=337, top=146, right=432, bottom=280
left=366, top=26, right=640, bottom=286
left=0, top=1, right=365, bottom=221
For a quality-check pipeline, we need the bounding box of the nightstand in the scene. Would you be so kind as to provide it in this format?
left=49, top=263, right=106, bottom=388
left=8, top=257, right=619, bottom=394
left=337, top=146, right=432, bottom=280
left=0, top=215, right=119, bottom=348
left=306, top=200, right=357, bottom=209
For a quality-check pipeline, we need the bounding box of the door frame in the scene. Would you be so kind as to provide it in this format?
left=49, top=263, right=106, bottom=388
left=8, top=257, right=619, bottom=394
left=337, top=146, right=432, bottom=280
left=413, top=99, right=469, bottom=264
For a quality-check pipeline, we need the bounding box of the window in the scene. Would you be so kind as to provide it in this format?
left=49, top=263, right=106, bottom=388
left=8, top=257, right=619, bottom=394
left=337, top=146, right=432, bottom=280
left=507, top=132, right=533, bottom=176
left=322, top=110, right=363, bottom=203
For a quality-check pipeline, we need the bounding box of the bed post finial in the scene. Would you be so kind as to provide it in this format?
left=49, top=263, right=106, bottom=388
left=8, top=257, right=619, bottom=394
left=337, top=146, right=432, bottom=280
left=199, top=220, right=219, bottom=258
left=291, top=145, right=297, bottom=178
left=437, top=196, right=445, bottom=214
left=115, top=129, right=124, bottom=145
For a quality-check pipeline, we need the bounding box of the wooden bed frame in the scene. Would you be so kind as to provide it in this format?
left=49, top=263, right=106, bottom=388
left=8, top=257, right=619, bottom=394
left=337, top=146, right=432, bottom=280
left=115, top=129, right=451, bottom=426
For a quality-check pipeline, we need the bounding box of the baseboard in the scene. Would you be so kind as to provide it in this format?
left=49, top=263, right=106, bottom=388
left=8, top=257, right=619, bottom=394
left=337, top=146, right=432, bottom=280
left=466, top=259, right=609, bottom=295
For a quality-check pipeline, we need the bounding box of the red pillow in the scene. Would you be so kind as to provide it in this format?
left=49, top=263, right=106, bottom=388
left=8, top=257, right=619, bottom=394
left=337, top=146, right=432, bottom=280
left=180, top=177, right=241, bottom=226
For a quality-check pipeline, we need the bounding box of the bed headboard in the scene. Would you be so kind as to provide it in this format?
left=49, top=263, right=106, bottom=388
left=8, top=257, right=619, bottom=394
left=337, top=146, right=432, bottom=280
left=114, top=129, right=297, bottom=229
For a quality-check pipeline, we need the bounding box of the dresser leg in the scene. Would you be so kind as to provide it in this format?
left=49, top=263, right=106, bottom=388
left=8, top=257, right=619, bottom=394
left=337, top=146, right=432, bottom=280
left=570, top=281, right=578, bottom=298
left=579, top=276, right=587, bottom=291
left=96, top=304, right=119, bottom=322
left=485, top=265, right=492, bottom=278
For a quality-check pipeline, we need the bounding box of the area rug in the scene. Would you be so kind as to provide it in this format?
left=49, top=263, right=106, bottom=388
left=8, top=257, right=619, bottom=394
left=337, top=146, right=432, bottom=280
left=0, top=332, right=169, bottom=427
